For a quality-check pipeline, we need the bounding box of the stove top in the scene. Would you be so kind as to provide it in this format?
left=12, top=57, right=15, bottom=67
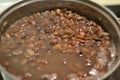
left=0, top=4, right=120, bottom=80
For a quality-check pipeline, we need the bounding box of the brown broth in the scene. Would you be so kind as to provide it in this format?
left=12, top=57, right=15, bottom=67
left=0, top=9, right=116, bottom=80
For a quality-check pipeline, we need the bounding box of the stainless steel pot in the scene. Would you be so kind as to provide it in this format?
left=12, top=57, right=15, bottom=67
left=0, top=0, right=120, bottom=80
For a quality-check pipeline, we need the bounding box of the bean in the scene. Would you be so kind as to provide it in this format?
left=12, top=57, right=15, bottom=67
left=67, top=13, right=73, bottom=19
left=67, top=73, right=79, bottom=80
left=12, top=49, right=22, bottom=56
left=52, top=44, right=62, bottom=50
left=5, top=33, right=10, bottom=39
left=25, top=72, right=32, bottom=77
left=66, top=49, right=73, bottom=54
left=21, top=59, right=27, bottom=65
left=62, top=35, right=69, bottom=39
left=24, top=49, right=34, bottom=58
left=36, top=58, right=48, bottom=64
left=56, top=9, right=61, bottom=15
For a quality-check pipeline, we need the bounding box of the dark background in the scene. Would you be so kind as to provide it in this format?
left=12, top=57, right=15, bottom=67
left=107, top=5, right=120, bottom=17
left=0, top=5, right=120, bottom=80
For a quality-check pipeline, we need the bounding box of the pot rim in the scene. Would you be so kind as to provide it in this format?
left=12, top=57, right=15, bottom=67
left=0, top=0, right=120, bottom=80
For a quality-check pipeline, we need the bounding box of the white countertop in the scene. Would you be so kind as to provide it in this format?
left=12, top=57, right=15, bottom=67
left=91, top=0, right=120, bottom=5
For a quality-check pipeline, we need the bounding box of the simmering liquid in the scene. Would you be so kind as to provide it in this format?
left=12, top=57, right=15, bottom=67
left=0, top=9, right=116, bottom=80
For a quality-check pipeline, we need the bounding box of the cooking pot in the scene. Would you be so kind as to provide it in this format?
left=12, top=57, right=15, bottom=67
left=0, top=0, right=120, bottom=80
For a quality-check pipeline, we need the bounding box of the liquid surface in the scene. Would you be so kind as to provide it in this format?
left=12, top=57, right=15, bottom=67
left=0, top=9, right=116, bottom=80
